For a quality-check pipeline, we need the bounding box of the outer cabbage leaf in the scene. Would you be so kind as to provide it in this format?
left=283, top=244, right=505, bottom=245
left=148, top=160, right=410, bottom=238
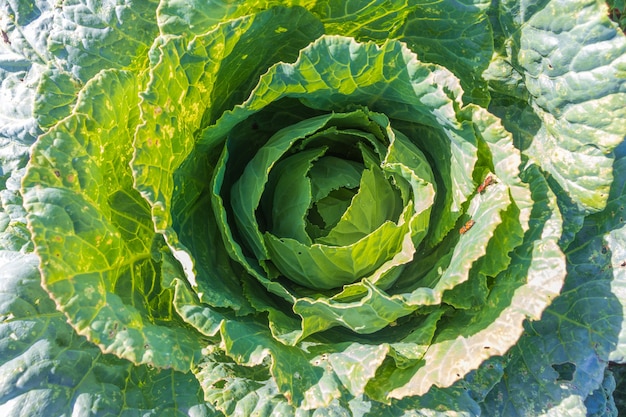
left=0, top=1, right=57, bottom=68
left=158, top=0, right=494, bottom=106
left=36, top=0, right=160, bottom=126
left=0, top=5, right=46, bottom=191
left=0, top=251, right=218, bottom=416
left=482, top=154, right=626, bottom=416
left=0, top=53, right=41, bottom=189
left=0, top=141, right=30, bottom=253
left=1, top=0, right=160, bottom=131
left=390, top=0, right=493, bottom=106
left=21, top=69, right=204, bottom=371
left=487, top=0, right=626, bottom=212
left=156, top=0, right=418, bottom=37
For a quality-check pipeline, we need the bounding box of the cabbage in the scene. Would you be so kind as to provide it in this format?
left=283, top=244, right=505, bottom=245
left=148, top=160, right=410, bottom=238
left=1, top=1, right=626, bottom=415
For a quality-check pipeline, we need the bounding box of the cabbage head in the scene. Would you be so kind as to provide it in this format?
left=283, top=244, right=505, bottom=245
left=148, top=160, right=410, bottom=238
left=1, top=1, right=626, bottom=416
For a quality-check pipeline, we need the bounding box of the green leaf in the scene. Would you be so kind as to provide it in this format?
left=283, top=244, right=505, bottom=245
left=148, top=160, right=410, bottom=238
left=196, top=351, right=388, bottom=417
left=157, top=0, right=319, bottom=36
left=293, top=279, right=417, bottom=337
left=33, top=67, right=81, bottom=129
left=206, top=319, right=392, bottom=411
left=265, top=148, right=326, bottom=245
left=320, top=166, right=402, bottom=246
left=490, top=0, right=626, bottom=212
left=590, top=156, right=626, bottom=363
left=307, top=156, right=363, bottom=203
left=22, top=69, right=202, bottom=371
left=0, top=252, right=217, bottom=416
left=171, top=157, right=255, bottom=317
left=312, top=0, right=418, bottom=40
left=1, top=1, right=56, bottom=67
left=394, top=0, right=493, bottom=106
left=3, top=1, right=160, bottom=136
left=307, top=0, right=495, bottom=105
left=195, top=351, right=292, bottom=417
left=0, top=36, right=44, bottom=191
left=585, top=370, right=619, bottom=417
left=379, top=163, right=563, bottom=399
left=264, top=215, right=410, bottom=290
left=481, top=155, right=626, bottom=415
left=45, top=0, right=160, bottom=82
left=386, top=118, right=481, bottom=247
left=612, top=364, right=626, bottom=416
left=0, top=168, right=30, bottom=252
left=0, top=61, right=41, bottom=175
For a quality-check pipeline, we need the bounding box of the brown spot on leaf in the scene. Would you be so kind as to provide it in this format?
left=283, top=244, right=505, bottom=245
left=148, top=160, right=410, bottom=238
left=459, top=219, right=475, bottom=234
left=477, top=175, right=494, bottom=193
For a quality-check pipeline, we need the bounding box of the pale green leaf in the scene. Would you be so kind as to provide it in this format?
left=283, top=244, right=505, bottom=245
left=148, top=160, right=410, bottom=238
left=492, top=0, right=626, bottom=212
